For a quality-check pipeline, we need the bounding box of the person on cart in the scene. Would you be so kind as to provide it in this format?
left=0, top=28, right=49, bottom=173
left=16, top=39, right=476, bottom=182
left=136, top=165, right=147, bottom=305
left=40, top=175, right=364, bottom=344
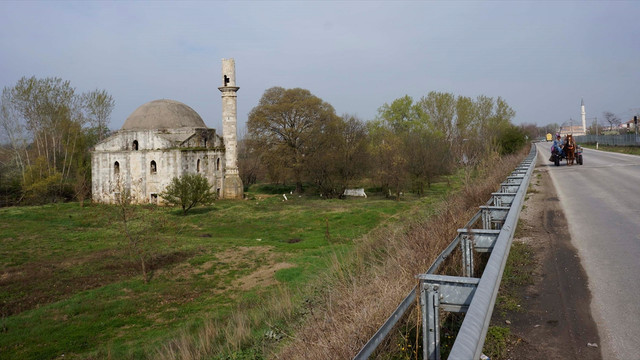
left=550, top=133, right=564, bottom=160
left=549, top=133, right=564, bottom=161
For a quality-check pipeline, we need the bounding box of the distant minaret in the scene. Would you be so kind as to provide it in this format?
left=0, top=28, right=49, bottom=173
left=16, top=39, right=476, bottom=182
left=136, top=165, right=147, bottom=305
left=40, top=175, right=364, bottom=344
left=219, top=58, right=244, bottom=199
left=581, top=98, right=586, bottom=134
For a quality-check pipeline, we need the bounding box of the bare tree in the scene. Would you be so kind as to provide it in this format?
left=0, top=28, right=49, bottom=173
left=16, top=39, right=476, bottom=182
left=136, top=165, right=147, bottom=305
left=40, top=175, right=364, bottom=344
left=237, top=130, right=262, bottom=187
left=403, top=129, right=451, bottom=194
left=602, top=111, right=621, bottom=131
left=304, top=114, right=369, bottom=197
left=0, top=89, right=31, bottom=181
left=83, top=89, right=114, bottom=141
left=1, top=76, right=114, bottom=203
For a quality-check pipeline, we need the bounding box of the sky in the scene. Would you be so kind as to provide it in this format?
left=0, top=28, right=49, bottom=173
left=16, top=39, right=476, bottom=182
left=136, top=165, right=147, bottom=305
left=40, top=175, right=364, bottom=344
left=1, top=1, right=639, bottom=134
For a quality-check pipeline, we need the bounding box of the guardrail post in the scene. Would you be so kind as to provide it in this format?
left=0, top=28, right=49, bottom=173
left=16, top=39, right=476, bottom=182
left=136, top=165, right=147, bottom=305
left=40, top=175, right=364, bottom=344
left=500, top=183, right=519, bottom=193
left=421, top=282, right=441, bottom=360
left=418, top=275, right=481, bottom=360
left=491, top=192, right=515, bottom=207
left=460, top=234, right=474, bottom=277
left=481, top=206, right=509, bottom=230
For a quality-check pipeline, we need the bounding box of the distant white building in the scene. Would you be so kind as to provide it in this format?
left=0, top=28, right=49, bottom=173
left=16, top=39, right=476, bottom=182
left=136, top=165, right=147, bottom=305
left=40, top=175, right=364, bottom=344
left=91, top=59, right=244, bottom=204
left=622, top=118, right=637, bottom=131
left=559, top=125, right=586, bottom=137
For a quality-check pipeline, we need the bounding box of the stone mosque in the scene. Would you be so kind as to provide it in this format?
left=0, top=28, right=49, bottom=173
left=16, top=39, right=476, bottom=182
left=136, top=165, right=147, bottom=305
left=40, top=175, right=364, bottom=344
left=91, top=59, right=244, bottom=204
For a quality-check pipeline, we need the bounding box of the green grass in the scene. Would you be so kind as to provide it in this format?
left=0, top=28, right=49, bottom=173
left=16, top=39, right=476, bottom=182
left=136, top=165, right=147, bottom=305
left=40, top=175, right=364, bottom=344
left=582, top=143, right=640, bottom=156
left=0, top=186, right=451, bottom=359
left=483, top=326, right=511, bottom=359
left=482, top=240, right=535, bottom=359
left=495, top=241, right=534, bottom=316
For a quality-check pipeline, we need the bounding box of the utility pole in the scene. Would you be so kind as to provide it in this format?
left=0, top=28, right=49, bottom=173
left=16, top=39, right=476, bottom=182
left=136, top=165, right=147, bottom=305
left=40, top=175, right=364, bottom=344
left=595, top=116, right=599, bottom=149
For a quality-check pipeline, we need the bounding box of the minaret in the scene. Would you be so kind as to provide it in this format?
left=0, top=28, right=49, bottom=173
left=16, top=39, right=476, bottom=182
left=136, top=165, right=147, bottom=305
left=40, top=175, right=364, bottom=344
left=218, top=58, right=244, bottom=199
left=581, top=98, right=586, bottom=134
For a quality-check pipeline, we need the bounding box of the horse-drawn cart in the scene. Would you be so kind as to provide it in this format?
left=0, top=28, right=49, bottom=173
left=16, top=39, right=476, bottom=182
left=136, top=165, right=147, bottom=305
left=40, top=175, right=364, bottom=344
left=550, top=144, right=583, bottom=166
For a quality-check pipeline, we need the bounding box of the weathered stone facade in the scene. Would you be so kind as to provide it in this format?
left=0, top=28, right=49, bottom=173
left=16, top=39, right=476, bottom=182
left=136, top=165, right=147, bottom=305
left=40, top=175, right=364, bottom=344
left=91, top=59, right=244, bottom=204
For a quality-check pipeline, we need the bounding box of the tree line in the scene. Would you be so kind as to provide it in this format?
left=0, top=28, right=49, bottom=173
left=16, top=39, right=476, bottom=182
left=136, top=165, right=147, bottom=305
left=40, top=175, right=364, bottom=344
left=240, top=87, right=527, bottom=198
left=0, top=77, right=528, bottom=206
left=0, top=76, right=114, bottom=205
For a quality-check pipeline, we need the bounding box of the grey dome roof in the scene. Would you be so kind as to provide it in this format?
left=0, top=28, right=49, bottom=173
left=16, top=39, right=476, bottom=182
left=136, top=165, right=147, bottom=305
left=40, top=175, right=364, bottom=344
left=122, top=99, right=206, bottom=130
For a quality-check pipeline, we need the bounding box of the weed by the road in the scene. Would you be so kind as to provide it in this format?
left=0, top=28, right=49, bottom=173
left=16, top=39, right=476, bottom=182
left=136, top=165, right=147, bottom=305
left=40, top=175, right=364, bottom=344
left=495, top=241, right=534, bottom=317
left=483, top=326, right=512, bottom=359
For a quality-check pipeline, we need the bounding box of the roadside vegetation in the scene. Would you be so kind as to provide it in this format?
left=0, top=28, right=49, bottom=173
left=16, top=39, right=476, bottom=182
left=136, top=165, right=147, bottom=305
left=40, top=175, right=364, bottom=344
left=581, top=143, right=640, bottom=156
left=482, top=237, right=536, bottom=359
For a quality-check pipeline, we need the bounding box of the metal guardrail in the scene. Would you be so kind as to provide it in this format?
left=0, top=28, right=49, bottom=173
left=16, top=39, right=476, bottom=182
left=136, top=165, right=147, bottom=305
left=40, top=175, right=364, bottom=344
left=354, top=145, right=537, bottom=360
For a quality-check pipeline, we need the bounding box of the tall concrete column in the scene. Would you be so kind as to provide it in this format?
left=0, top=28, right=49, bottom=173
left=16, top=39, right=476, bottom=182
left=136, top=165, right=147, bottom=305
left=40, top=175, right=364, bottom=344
left=581, top=98, right=586, bottom=134
left=219, top=58, right=244, bottom=199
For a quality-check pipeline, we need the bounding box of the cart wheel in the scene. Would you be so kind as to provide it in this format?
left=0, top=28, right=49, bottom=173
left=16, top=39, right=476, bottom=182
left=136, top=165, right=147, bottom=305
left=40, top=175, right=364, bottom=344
left=578, top=155, right=583, bottom=165
left=554, top=156, right=560, bottom=166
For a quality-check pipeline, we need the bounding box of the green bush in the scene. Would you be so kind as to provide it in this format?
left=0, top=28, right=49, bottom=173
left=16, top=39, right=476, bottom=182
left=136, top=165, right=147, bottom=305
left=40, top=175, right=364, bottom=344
left=497, top=125, right=526, bottom=155
left=160, top=174, right=216, bottom=214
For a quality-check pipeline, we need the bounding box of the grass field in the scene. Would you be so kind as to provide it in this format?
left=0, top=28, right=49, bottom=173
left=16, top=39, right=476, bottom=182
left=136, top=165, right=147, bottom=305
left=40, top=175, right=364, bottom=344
left=0, top=184, right=454, bottom=359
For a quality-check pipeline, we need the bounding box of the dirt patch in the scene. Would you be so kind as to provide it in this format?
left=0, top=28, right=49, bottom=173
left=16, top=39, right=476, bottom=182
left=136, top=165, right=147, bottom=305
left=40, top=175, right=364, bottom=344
left=215, top=246, right=273, bottom=265
left=492, top=166, right=601, bottom=359
left=0, top=249, right=192, bottom=316
left=157, top=246, right=295, bottom=292
left=217, top=246, right=296, bottom=290
left=234, top=262, right=296, bottom=291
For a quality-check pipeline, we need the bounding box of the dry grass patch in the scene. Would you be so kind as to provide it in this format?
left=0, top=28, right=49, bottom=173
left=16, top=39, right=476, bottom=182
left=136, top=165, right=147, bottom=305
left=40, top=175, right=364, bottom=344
left=276, top=149, right=528, bottom=359
left=235, top=262, right=296, bottom=291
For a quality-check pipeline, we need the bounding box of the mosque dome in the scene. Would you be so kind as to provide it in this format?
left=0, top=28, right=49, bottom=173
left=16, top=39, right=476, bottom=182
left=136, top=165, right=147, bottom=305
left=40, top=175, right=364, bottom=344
left=121, top=99, right=207, bottom=130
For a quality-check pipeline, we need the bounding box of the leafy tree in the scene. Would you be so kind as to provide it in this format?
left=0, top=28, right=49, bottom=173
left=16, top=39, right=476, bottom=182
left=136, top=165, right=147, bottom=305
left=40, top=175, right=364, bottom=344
left=247, top=87, right=340, bottom=193
left=417, top=91, right=457, bottom=143
left=497, top=125, right=526, bottom=155
left=160, top=174, right=216, bottom=214
left=375, top=95, right=424, bottom=133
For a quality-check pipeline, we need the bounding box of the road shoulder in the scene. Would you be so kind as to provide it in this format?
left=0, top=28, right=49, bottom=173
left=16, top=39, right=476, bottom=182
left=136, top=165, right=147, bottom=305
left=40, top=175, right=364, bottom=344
left=489, top=161, right=602, bottom=360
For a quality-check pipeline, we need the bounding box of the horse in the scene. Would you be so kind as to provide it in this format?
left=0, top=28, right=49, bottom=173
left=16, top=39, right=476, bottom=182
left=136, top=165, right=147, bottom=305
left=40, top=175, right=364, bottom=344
left=564, top=134, right=576, bottom=165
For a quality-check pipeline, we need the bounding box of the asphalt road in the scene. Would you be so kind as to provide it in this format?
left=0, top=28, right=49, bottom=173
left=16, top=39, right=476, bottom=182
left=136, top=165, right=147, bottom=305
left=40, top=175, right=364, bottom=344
left=535, top=142, right=640, bottom=360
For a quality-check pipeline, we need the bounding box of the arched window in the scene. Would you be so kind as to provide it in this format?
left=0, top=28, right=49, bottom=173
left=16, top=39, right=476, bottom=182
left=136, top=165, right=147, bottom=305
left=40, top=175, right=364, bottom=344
left=203, top=138, right=207, bottom=147
left=133, top=140, right=139, bottom=150
left=197, top=159, right=201, bottom=173
left=216, top=158, right=220, bottom=171
left=150, top=160, right=157, bottom=174
left=114, top=161, right=120, bottom=175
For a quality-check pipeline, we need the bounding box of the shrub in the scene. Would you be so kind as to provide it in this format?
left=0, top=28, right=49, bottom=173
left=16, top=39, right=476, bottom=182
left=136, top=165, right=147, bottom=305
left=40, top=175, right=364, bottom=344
left=160, top=174, right=216, bottom=214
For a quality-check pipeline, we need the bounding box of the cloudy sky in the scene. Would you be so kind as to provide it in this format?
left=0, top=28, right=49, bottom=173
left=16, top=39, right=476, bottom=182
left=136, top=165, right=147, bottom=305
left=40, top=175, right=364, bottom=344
left=1, top=1, right=638, bottom=133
